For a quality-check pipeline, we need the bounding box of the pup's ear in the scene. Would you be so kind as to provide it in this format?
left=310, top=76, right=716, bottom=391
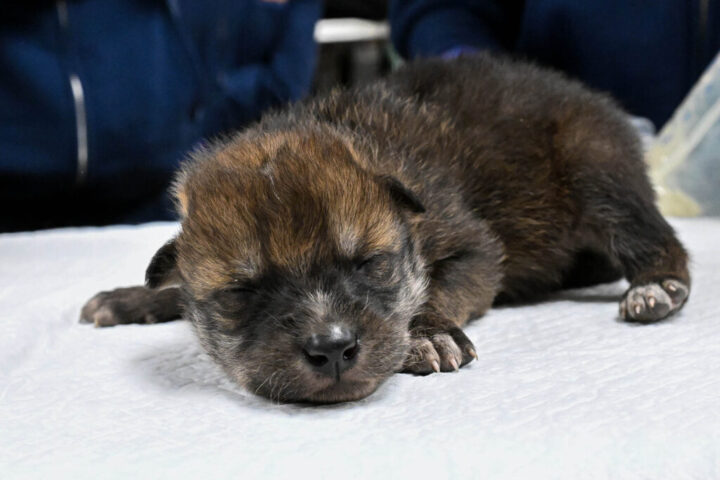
left=145, top=238, right=180, bottom=289
left=378, top=175, right=426, bottom=213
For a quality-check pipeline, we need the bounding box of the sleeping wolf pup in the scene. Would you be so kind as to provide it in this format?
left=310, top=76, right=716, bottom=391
left=82, top=55, right=690, bottom=403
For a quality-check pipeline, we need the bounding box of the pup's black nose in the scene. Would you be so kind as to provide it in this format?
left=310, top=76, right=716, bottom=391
left=303, top=328, right=359, bottom=379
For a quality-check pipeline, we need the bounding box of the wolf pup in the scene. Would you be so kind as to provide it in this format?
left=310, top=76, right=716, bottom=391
left=81, top=55, right=690, bottom=403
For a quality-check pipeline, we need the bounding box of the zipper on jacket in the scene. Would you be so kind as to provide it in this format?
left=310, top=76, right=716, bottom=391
left=696, top=0, right=710, bottom=76
left=699, top=0, right=709, bottom=46
left=57, top=0, right=89, bottom=185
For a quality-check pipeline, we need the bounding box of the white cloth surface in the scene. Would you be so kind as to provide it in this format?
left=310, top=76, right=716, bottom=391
left=1, top=219, right=719, bottom=479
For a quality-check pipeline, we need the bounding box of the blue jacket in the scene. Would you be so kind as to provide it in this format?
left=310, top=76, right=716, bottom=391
left=390, top=0, right=720, bottom=129
left=0, top=0, right=320, bottom=231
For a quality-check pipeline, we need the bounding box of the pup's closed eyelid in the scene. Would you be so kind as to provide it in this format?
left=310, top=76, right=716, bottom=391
left=223, top=285, right=255, bottom=294
left=356, top=252, right=394, bottom=269
left=211, top=284, right=256, bottom=309
left=224, top=277, right=258, bottom=292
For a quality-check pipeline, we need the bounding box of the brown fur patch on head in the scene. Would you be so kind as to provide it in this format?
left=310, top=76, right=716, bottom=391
left=173, top=126, right=403, bottom=298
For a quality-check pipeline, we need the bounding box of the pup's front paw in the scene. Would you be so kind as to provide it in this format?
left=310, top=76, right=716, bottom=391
left=620, top=279, right=689, bottom=323
left=80, top=286, right=179, bottom=327
left=402, top=321, right=477, bottom=374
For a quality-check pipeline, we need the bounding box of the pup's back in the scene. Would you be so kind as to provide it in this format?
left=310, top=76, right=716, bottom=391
left=284, top=54, right=663, bottom=301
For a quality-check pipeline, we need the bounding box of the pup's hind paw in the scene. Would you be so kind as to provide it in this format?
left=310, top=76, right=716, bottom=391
left=620, top=279, right=689, bottom=323
left=402, top=324, right=477, bottom=374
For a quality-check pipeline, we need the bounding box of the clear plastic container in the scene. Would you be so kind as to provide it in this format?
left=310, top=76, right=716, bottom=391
left=647, top=52, right=720, bottom=216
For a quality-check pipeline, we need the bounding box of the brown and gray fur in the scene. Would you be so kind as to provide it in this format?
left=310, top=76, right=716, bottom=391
left=81, top=54, right=690, bottom=403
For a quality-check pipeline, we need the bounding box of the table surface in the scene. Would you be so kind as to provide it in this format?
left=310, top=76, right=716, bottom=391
left=1, top=219, right=719, bottom=479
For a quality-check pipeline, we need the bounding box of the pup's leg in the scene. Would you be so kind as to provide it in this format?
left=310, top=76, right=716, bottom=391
left=403, top=217, right=504, bottom=373
left=80, top=286, right=183, bottom=327
left=564, top=113, right=690, bottom=323
left=604, top=201, right=690, bottom=323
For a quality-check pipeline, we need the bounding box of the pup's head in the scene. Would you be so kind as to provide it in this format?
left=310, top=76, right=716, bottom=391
left=148, top=128, right=428, bottom=403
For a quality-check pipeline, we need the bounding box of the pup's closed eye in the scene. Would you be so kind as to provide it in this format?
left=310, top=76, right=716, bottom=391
left=357, top=253, right=396, bottom=282
left=211, top=285, right=256, bottom=315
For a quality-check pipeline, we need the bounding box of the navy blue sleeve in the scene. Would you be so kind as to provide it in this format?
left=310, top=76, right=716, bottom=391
left=220, top=0, right=322, bottom=127
left=390, top=0, right=524, bottom=59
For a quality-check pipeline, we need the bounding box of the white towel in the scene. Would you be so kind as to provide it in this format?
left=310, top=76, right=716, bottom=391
left=1, top=219, right=719, bottom=479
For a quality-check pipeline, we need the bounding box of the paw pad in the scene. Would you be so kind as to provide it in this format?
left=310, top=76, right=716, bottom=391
left=620, top=279, right=689, bottom=323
